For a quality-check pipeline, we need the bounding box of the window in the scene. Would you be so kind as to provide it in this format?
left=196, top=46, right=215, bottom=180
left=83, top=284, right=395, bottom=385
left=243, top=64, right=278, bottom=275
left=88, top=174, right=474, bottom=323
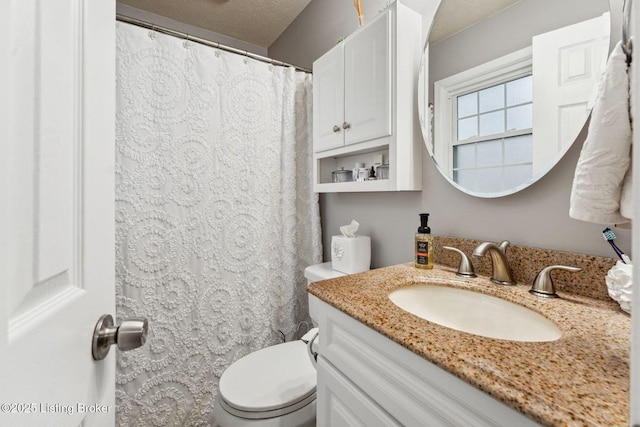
left=452, top=75, right=533, bottom=193
left=434, top=47, right=533, bottom=194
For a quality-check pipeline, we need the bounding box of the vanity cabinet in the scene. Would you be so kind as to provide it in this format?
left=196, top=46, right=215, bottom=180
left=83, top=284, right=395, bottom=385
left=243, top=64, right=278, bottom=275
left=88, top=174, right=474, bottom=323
left=309, top=295, right=539, bottom=427
left=312, top=1, right=422, bottom=192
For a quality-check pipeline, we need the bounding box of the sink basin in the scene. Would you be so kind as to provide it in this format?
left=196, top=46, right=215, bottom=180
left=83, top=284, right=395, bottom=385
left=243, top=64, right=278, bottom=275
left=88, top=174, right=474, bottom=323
left=389, top=284, right=561, bottom=342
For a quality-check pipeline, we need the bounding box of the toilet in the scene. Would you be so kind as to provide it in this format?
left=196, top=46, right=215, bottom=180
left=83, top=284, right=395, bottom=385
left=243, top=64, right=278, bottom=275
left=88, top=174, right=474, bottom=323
left=213, top=262, right=347, bottom=426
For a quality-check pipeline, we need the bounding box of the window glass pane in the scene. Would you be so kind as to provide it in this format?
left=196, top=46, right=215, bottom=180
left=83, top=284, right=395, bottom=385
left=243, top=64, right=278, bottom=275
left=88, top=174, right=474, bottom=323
left=457, top=93, right=477, bottom=118
left=453, top=144, right=475, bottom=169
left=506, top=104, right=532, bottom=131
left=504, top=164, right=532, bottom=188
left=479, top=84, right=504, bottom=113
left=457, top=117, right=478, bottom=140
left=506, top=75, right=532, bottom=106
left=453, top=169, right=475, bottom=191
left=479, top=111, right=504, bottom=136
left=476, top=139, right=502, bottom=167
left=504, top=134, right=533, bottom=164
left=476, top=167, right=503, bottom=193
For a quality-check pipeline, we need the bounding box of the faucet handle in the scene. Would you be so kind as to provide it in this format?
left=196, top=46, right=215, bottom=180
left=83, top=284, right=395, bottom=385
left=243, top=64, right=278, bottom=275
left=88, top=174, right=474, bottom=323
left=442, top=246, right=476, bottom=278
left=498, top=240, right=510, bottom=253
left=530, top=265, right=582, bottom=298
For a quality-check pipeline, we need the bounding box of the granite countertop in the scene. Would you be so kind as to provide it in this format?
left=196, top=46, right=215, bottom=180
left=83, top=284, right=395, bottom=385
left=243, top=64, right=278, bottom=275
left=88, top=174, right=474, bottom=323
left=307, top=263, right=630, bottom=427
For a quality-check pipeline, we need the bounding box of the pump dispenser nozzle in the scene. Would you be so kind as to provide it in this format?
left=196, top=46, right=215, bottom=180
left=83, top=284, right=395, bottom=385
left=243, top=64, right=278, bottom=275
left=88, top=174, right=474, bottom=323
left=418, top=213, right=430, bottom=234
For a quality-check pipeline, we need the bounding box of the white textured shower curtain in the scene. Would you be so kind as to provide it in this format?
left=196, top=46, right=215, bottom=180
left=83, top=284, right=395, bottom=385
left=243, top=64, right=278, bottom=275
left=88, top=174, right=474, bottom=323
left=114, top=22, right=321, bottom=426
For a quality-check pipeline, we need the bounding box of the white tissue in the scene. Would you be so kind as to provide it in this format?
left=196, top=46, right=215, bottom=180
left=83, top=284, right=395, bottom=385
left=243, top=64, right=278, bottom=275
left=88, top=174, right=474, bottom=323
left=339, top=220, right=360, bottom=238
left=605, top=260, right=633, bottom=314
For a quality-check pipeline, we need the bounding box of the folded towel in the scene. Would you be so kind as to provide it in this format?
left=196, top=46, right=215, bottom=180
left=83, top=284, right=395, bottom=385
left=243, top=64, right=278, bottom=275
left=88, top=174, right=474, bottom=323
left=570, top=41, right=632, bottom=224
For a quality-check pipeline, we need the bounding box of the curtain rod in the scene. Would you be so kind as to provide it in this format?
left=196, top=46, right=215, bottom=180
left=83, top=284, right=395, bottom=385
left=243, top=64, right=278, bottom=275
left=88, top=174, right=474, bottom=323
left=116, top=14, right=312, bottom=74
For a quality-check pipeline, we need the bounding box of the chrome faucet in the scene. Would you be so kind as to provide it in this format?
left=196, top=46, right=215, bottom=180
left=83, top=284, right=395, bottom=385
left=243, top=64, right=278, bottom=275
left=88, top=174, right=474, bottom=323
left=472, top=240, right=515, bottom=285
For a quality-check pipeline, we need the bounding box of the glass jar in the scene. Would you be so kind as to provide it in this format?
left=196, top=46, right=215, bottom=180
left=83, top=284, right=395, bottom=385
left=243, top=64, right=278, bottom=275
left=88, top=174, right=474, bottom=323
left=332, top=167, right=353, bottom=183
left=376, top=164, right=389, bottom=180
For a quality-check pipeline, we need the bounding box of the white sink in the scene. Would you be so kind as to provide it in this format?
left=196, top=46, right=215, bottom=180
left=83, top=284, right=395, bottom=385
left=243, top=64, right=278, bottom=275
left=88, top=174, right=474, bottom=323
left=389, top=284, right=561, bottom=342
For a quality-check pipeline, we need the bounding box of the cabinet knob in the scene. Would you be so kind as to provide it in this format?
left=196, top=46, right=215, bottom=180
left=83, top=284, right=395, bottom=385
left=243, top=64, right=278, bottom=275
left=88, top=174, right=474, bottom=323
left=332, top=125, right=341, bottom=133
left=342, top=121, right=351, bottom=129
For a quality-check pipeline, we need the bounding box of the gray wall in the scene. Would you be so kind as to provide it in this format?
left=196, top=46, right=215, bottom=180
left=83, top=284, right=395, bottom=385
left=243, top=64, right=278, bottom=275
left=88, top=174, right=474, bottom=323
left=270, top=0, right=631, bottom=267
left=269, top=0, right=439, bottom=70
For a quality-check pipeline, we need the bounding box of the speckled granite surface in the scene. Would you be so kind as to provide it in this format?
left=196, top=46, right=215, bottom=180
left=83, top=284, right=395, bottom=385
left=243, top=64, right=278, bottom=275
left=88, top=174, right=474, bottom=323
left=433, top=236, right=618, bottom=301
left=307, top=263, right=630, bottom=427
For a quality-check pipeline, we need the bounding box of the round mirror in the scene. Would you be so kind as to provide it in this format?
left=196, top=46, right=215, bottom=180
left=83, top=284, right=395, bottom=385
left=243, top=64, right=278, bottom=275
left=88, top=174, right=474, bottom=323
left=419, top=0, right=612, bottom=198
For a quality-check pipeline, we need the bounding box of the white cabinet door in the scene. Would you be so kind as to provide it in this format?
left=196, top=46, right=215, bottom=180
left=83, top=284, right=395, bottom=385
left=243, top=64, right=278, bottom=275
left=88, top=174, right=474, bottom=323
left=313, top=45, right=345, bottom=152
left=344, top=10, right=392, bottom=146
left=317, top=357, right=401, bottom=427
left=0, top=0, right=115, bottom=426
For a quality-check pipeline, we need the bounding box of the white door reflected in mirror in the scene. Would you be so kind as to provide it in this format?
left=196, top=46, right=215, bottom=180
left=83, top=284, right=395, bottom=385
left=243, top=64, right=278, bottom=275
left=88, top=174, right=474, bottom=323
left=419, top=0, right=611, bottom=197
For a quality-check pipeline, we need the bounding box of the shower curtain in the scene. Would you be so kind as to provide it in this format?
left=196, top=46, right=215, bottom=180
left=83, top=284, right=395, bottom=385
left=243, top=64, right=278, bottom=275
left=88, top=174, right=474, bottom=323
left=114, top=22, right=321, bottom=426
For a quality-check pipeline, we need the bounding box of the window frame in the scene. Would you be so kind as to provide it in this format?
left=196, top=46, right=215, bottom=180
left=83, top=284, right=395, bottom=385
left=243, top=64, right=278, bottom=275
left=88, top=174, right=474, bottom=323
left=434, top=47, right=533, bottom=179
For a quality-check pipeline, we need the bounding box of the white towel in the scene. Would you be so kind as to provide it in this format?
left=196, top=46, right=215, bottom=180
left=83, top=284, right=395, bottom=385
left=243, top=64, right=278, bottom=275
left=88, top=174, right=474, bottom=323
left=620, top=58, right=634, bottom=221
left=570, top=41, right=632, bottom=225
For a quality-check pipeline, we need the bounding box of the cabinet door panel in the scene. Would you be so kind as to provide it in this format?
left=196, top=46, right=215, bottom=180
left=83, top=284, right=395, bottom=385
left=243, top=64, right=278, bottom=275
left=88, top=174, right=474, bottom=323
left=313, top=46, right=345, bottom=152
left=317, top=357, right=401, bottom=427
left=344, top=11, right=392, bottom=146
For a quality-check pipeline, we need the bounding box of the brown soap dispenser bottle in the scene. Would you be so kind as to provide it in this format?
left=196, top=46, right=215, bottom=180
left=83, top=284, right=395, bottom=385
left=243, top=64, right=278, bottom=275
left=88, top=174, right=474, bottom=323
left=415, top=213, right=433, bottom=269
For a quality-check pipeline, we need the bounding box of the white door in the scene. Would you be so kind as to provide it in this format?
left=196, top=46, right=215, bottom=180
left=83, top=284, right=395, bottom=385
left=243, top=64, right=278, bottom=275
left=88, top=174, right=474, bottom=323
left=0, top=0, right=116, bottom=426
left=532, top=13, right=610, bottom=174
left=344, top=9, right=392, bottom=146
left=313, top=45, right=345, bottom=152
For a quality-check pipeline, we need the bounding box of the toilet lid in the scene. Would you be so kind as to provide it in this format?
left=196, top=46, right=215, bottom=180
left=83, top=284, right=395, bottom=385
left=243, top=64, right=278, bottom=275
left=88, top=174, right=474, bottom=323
left=218, top=340, right=316, bottom=413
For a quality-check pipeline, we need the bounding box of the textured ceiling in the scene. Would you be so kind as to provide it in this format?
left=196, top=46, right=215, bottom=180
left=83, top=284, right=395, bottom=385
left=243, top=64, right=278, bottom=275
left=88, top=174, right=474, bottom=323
left=429, top=0, right=521, bottom=43
left=117, top=0, right=520, bottom=49
left=117, top=0, right=313, bottom=47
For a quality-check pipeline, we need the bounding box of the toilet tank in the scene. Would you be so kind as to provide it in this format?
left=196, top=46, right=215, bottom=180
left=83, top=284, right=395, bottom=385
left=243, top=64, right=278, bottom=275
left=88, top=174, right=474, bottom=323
left=304, top=262, right=347, bottom=283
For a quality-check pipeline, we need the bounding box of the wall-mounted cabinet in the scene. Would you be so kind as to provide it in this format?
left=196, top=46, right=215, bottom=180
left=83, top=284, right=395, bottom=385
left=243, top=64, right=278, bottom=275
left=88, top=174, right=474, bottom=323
left=312, top=1, right=422, bottom=192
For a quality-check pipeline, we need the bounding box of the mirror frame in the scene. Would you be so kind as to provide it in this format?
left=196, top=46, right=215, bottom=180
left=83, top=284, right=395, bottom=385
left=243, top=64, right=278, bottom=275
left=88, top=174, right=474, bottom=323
left=418, top=0, right=613, bottom=198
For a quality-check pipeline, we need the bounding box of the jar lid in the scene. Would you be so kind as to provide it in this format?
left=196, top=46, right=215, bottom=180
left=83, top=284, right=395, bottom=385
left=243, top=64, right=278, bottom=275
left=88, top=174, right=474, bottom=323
left=333, top=169, right=352, bottom=175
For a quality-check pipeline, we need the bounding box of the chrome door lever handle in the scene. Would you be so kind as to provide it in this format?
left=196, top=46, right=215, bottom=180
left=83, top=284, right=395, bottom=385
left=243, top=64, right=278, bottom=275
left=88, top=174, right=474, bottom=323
left=92, top=314, right=148, bottom=360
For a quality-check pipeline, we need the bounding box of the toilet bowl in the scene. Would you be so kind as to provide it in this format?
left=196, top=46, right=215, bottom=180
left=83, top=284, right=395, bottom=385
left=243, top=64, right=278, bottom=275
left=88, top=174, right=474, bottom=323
left=213, top=262, right=347, bottom=427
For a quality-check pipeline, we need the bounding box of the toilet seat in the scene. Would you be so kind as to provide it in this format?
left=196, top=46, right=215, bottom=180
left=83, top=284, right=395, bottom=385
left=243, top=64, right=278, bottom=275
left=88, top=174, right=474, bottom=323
left=218, top=340, right=316, bottom=420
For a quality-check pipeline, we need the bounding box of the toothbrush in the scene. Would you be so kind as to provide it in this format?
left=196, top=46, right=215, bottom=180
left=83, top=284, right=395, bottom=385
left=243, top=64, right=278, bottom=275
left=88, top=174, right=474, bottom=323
left=602, top=228, right=632, bottom=264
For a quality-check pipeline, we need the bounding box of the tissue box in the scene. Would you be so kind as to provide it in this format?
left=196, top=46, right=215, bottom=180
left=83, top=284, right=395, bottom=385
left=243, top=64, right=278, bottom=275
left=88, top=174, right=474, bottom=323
left=331, top=235, right=371, bottom=274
